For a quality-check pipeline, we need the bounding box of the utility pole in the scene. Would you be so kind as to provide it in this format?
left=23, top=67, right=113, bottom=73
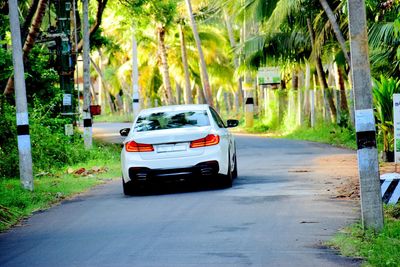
left=131, top=28, right=140, bottom=119
left=8, top=0, right=34, bottom=190
left=348, top=0, right=383, bottom=230
left=82, top=0, right=92, bottom=148
left=55, top=0, right=75, bottom=135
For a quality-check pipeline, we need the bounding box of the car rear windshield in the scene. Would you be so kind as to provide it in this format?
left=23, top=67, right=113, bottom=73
left=134, top=110, right=210, bottom=132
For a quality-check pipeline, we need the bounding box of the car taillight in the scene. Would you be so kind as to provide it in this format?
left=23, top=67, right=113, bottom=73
left=125, top=140, right=154, bottom=152
left=190, top=134, right=220, bottom=148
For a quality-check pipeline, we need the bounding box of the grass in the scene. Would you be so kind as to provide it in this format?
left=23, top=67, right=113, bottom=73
left=240, top=117, right=357, bottom=150
left=93, top=113, right=133, bottom=123
left=283, top=123, right=357, bottom=150
left=0, top=142, right=121, bottom=232
left=327, top=205, right=400, bottom=267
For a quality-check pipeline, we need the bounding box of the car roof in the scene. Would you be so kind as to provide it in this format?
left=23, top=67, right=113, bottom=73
left=138, top=104, right=210, bottom=115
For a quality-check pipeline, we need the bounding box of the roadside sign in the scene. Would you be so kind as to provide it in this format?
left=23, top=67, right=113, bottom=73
left=257, top=67, right=281, bottom=85
left=65, top=124, right=74, bottom=136
left=394, top=94, right=400, bottom=163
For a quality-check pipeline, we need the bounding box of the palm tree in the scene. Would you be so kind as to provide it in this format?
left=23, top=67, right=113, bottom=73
left=318, top=0, right=350, bottom=65
left=184, top=0, right=213, bottom=106
left=307, top=18, right=337, bottom=120
left=178, top=21, right=193, bottom=104
left=157, top=23, right=175, bottom=105
left=121, top=0, right=178, bottom=105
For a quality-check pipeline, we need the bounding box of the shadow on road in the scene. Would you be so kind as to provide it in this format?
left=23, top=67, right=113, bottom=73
left=124, top=179, right=233, bottom=197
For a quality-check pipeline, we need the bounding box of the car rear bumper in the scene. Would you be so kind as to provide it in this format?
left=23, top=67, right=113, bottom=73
left=128, top=161, right=219, bottom=183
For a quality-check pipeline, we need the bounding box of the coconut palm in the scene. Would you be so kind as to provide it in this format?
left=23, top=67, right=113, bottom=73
left=368, top=2, right=400, bottom=77
left=178, top=21, right=193, bottom=104
left=120, top=0, right=179, bottom=105
left=184, top=0, right=213, bottom=106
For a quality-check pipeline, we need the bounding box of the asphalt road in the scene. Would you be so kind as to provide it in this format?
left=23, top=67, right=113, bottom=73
left=0, top=123, right=361, bottom=267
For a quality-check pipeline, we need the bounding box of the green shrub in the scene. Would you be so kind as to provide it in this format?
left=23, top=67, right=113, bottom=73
left=329, top=207, right=400, bottom=267
left=0, top=97, right=118, bottom=179
left=372, top=76, right=400, bottom=153
left=284, top=123, right=357, bottom=149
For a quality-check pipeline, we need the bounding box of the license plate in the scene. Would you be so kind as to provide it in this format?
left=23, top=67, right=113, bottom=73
left=157, top=143, right=187, bottom=153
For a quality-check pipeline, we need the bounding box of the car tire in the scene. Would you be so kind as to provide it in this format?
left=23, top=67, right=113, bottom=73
left=232, top=152, right=238, bottom=179
left=220, top=153, right=233, bottom=188
left=122, top=178, right=134, bottom=196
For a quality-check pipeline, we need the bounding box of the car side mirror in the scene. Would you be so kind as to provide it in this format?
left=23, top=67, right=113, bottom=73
left=119, top=128, right=130, bottom=137
left=226, top=119, right=239, bottom=128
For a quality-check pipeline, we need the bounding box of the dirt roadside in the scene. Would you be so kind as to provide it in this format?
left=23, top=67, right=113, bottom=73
left=313, top=154, right=398, bottom=200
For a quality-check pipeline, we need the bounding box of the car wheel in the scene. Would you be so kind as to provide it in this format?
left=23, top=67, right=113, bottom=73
left=232, top=152, right=238, bottom=179
left=220, top=153, right=233, bottom=188
left=122, top=178, right=134, bottom=196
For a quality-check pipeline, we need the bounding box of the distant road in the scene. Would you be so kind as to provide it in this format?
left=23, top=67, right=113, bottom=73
left=0, top=123, right=360, bottom=267
left=91, top=122, right=131, bottom=143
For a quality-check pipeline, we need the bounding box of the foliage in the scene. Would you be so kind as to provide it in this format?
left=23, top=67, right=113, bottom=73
left=368, top=2, right=400, bottom=77
left=284, top=123, right=357, bottom=150
left=328, top=205, right=400, bottom=267
left=0, top=97, right=120, bottom=179
left=0, top=47, right=12, bottom=91
left=372, top=76, right=400, bottom=152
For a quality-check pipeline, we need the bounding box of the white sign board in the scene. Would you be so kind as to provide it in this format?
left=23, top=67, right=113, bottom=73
left=65, top=124, right=74, bottom=136
left=394, top=94, right=400, bottom=163
left=257, top=67, right=281, bottom=85
left=63, top=94, right=72, bottom=106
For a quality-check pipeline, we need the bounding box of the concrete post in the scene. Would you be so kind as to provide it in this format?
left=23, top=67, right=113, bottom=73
left=82, top=0, right=92, bottom=149
left=132, top=30, right=140, bottom=119
left=8, top=0, right=34, bottom=191
left=263, top=87, right=268, bottom=118
left=310, top=89, right=316, bottom=128
left=297, top=88, right=303, bottom=126
left=348, top=0, right=384, bottom=230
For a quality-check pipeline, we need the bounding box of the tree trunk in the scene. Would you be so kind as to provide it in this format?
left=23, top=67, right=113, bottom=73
left=307, top=18, right=337, bottom=122
left=318, top=0, right=351, bottom=65
left=292, top=69, right=299, bottom=90
left=337, top=64, right=349, bottom=112
left=98, top=52, right=103, bottom=108
left=158, top=26, right=175, bottom=105
left=4, top=0, right=48, bottom=95
left=175, top=79, right=182, bottom=104
left=178, top=24, right=192, bottom=104
left=21, top=0, right=40, bottom=42
left=185, top=0, right=213, bottom=106
left=90, top=56, right=116, bottom=113
left=224, top=11, right=242, bottom=113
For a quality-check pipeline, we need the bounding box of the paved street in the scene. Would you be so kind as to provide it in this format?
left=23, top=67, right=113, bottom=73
left=0, top=123, right=361, bottom=266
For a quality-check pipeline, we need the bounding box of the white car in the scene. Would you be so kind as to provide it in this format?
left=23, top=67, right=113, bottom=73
left=120, top=104, right=238, bottom=195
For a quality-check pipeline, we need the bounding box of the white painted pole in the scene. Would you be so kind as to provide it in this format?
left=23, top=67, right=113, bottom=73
left=82, top=0, right=92, bottom=148
left=131, top=29, right=140, bottom=120
left=348, top=0, right=383, bottom=230
left=394, top=94, right=400, bottom=163
left=310, top=89, right=316, bottom=128
left=8, top=0, right=34, bottom=190
left=263, top=87, right=268, bottom=118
